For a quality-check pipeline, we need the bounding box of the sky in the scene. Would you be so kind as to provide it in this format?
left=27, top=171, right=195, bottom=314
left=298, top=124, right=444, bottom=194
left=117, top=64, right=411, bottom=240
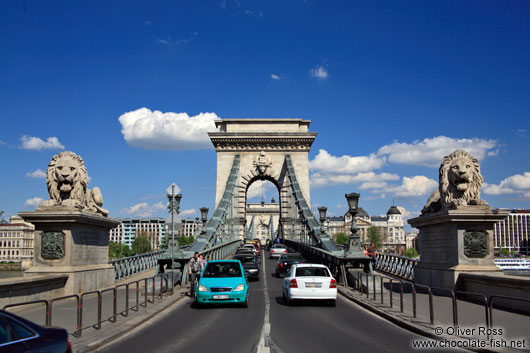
left=1, top=1, right=529, bottom=229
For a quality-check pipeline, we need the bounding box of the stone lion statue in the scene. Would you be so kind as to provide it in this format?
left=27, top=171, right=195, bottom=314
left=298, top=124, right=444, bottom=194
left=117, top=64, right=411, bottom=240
left=38, top=151, right=109, bottom=216
left=422, top=149, right=489, bottom=214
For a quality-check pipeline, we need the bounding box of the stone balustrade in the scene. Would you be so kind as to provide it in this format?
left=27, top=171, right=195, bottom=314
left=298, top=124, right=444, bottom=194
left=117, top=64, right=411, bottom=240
left=375, top=253, right=418, bottom=281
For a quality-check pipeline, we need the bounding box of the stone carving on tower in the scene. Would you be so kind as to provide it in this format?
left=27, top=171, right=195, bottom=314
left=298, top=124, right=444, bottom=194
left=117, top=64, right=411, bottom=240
left=253, top=151, right=272, bottom=175
left=421, top=149, right=489, bottom=215
left=38, top=151, right=109, bottom=217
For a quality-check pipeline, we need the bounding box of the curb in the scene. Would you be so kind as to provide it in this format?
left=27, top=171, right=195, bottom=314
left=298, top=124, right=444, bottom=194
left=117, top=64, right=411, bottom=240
left=74, top=287, right=189, bottom=353
left=337, top=286, right=500, bottom=353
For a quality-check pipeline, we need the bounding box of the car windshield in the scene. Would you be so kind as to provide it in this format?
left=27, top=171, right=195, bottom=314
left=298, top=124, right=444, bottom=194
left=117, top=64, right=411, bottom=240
left=202, top=262, right=242, bottom=278
left=235, top=257, right=257, bottom=264
left=272, top=245, right=286, bottom=249
left=295, top=267, right=329, bottom=277
left=280, top=254, right=302, bottom=261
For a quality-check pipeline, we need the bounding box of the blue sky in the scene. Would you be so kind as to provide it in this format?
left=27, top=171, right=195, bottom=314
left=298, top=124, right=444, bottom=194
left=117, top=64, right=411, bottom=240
left=1, top=1, right=529, bottom=226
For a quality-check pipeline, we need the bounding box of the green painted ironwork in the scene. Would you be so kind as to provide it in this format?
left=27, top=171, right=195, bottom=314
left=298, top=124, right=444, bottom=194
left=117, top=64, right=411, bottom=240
left=285, top=155, right=340, bottom=252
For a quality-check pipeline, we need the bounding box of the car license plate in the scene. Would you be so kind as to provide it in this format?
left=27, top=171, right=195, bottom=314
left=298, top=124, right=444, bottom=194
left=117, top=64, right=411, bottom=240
left=213, top=295, right=229, bottom=299
left=305, top=282, right=321, bottom=288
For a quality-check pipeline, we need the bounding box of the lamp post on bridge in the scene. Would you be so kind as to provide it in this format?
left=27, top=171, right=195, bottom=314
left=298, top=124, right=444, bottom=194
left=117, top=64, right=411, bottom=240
left=166, top=184, right=183, bottom=273
left=200, top=207, right=209, bottom=237
left=318, top=206, right=328, bottom=235
left=344, top=192, right=365, bottom=258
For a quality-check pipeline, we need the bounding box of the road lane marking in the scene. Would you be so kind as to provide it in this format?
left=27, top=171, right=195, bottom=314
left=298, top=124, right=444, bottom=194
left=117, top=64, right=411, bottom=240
left=257, top=252, right=270, bottom=353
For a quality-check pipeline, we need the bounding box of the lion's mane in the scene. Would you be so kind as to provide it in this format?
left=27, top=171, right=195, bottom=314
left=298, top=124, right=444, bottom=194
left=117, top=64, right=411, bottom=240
left=46, top=151, right=88, bottom=206
left=422, top=149, right=488, bottom=214
left=439, top=149, right=483, bottom=208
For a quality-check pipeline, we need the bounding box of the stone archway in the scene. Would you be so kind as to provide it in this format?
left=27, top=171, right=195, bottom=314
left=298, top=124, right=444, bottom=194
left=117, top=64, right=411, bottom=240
left=208, top=119, right=317, bottom=239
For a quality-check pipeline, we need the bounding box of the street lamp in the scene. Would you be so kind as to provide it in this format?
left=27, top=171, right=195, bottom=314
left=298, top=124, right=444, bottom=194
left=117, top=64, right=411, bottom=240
left=344, top=192, right=364, bottom=257
left=318, top=206, right=327, bottom=234
left=200, top=207, right=209, bottom=236
left=166, top=184, right=183, bottom=272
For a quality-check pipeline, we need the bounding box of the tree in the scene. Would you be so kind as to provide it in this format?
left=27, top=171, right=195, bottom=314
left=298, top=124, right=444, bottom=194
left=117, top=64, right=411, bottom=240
left=132, top=236, right=152, bottom=255
left=367, top=226, right=383, bottom=249
left=404, top=248, right=419, bottom=258
left=179, top=234, right=195, bottom=246
left=334, top=232, right=349, bottom=245
left=108, top=241, right=132, bottom=259
left=160, top=236, right=168, bottom=250
left=0, top=211, right=7, bottom=224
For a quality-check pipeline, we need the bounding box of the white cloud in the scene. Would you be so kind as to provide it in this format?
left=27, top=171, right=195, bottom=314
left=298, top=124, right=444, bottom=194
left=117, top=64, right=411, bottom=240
left=24, top=197, right=43, bottom=208
left=244, top=9, right=263, bottom=17
left=310, top=171, right=399, bottom=188
left=21, top=135, right=64, bottom=150
left=121, top=202, right=165, bottom=217
left=377, top=136, right=498, bottom=167
left=118, top=108, right=220, bottom=150
left=396, top=206, right=419, bottom=220
left=310, top=65, right=328, bottom=79
left=310, top=149, right=386, bottom=174
left=382, top=176, right=438, bottom=197
left=271, top=73, right=280, bottom=80
left=25, top=169, right=46, bottom=178
left=309, top=149, right=395, bottom=188
left=246, top=180, right=276, bottom=200
left=483, top=172, right=530, bottom=197
left=180, top=208, right=196, bottom=217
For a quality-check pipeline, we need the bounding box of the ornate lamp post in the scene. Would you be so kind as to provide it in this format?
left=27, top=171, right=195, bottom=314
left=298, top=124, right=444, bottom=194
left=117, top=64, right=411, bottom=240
left=200, top=207, right=209, bottom=237
left=318, top=206, right=328, bottom=234
left=344, top=192, right=364, bottom=257
left=166, top=184, right=183, bottom=272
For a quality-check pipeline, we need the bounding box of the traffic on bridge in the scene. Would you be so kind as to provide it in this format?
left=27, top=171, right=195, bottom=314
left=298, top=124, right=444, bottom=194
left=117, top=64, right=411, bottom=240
left=96, top=245, right=436, bottom=353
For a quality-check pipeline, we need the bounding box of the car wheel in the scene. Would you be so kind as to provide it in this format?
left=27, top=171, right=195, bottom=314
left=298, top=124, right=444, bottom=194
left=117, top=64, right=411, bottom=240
left=242, top=294, right=249, bottom=308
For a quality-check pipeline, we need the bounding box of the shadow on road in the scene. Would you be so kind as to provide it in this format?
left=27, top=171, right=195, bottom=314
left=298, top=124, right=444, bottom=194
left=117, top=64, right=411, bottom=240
left=274, top=296, right=335, bottom=307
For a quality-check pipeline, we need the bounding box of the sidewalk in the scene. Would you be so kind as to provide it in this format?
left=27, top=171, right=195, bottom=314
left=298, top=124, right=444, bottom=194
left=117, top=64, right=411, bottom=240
left=4, top=269, right=192, bottom=353
left=339, top=271, right=530, bottom=352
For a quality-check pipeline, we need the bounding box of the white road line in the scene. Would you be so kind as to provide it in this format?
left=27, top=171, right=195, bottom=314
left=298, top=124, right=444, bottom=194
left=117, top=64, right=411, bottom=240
left=257, top=253, right=271, bottom=353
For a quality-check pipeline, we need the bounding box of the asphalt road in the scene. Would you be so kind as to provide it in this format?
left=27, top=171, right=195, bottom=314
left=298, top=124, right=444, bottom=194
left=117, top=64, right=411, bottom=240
left=97, top=252, right=436, bottom=353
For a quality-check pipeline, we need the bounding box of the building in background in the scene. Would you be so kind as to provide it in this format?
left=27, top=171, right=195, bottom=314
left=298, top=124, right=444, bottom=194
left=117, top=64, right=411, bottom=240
left=245, top=198, right=280, bottom=243
left=328, top=205, right=406, bottom=252
left=109, top=218, right=166, bottom=250
left=406, top=232, right=418, bottom=250
left=0, top=216, right=35, bottom=269
left=494, top=209, right=530, bottom=255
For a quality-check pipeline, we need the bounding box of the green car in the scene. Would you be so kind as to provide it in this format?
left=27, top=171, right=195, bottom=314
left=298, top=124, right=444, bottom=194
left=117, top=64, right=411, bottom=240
left=196, top=260, right=249, bottom=307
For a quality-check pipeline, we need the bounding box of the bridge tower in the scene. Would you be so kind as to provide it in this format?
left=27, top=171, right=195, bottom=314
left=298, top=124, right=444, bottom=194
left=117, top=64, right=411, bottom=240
left=208, top=119, right=317, bottom=240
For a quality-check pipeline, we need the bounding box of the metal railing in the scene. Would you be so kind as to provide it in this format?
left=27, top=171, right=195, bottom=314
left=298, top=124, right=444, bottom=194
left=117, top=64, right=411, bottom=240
left=3, top=272, right=174, bottom=338
left=343, top=271, right=529, bottom=341
left=110, top=251, right=166, bottom=281
left=375, top=253, right=418, bottom=281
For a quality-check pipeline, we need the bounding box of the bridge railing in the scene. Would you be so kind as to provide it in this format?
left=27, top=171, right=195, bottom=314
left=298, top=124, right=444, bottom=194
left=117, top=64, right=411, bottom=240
left=110, top=251, right=165, bottom=281
left=3, top=272, right=174, bottom=338
left=283, top=239, right=370, bottom=283
left=375, top=253, right=418, bottom=281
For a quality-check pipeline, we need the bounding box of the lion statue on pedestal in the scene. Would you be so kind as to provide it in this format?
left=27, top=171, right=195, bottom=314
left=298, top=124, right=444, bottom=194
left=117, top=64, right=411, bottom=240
left=421, top=149, right=489, bottom=215
left=38, top=151, right=109, bottom=217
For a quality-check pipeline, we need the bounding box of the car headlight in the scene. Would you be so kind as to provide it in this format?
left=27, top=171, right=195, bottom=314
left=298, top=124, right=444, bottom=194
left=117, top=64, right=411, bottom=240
left=233, top=284, right=245, bottom=291
left=198, top=285, right=209, bottom=292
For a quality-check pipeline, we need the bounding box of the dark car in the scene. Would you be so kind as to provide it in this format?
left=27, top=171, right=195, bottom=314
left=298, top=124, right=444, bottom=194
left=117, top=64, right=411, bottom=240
left=235, top=247, right=257, bottom=256
left=233, top=254, right=260, bottom=281
left=0, top=309, right=72, bottom=353
left=275, top=253, right=305, bottom=277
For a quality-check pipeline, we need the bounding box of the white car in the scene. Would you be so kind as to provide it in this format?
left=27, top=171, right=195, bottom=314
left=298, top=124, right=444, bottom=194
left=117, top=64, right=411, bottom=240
left=269, top=244, right=287, bottom=258
left=282, top=264, right=337, bottom=306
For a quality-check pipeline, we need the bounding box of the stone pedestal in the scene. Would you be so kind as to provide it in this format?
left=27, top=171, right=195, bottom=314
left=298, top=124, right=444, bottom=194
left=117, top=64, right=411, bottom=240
left=19, top=210, right=119, bottom=294
left=408, top=206, right=509, bottom=290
